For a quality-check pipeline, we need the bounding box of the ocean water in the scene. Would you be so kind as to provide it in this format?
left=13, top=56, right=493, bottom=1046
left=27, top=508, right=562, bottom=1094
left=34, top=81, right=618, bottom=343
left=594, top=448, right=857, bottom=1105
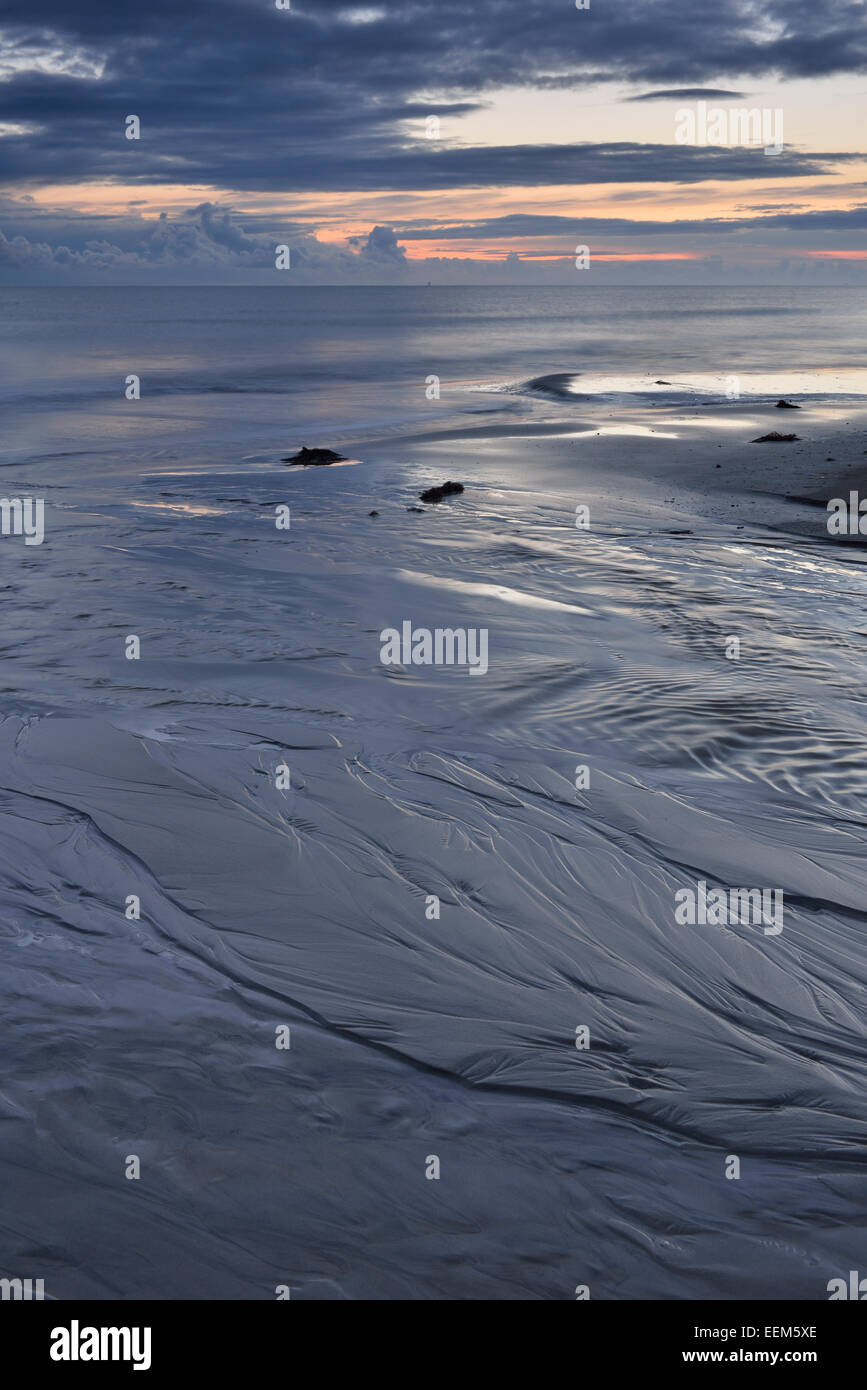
left=1, top=285, right=866, bottom=1300
left=2, top=284, right=866, bottom=462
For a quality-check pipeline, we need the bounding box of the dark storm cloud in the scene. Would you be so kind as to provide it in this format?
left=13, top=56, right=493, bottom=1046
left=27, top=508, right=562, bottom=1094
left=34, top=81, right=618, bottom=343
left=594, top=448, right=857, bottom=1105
left=0, top=118, right=855, bottom=191
left=627, top=89, right=747, bottom=102
left=0, top=0, right=865, bottom=194
left=393, top=207, right=867, bottom=239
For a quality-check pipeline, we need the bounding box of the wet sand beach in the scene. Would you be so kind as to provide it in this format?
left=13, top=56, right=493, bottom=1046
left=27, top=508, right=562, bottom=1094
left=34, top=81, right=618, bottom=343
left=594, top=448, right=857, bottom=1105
left=2, top=375, right=867, bottom=1298
left=2, top=286, right=866, bottom=1299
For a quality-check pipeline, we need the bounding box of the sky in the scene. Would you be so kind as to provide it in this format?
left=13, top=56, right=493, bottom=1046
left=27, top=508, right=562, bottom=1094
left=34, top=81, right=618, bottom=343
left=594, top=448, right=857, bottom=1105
left=0, top=0, right=865, bottom=283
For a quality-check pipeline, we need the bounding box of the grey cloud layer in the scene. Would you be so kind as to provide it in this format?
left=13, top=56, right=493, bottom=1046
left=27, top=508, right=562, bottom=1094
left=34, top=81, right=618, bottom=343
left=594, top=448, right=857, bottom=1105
left=1, top=1, right=864, bottom=282
left=0, top=203, right=411, bottom=278
left=0, top=0, right=865, bottom=194
left=393, top=207, right=867, bottom=238
left=1, top=201, right=863, bottom=286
